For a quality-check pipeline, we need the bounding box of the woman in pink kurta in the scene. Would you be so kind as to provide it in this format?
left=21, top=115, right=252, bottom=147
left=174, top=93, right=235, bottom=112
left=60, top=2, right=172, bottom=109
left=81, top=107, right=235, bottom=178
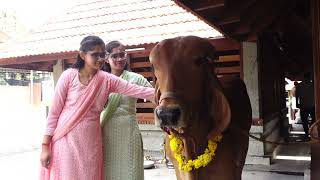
left=39, top=36, right=154, bottom=180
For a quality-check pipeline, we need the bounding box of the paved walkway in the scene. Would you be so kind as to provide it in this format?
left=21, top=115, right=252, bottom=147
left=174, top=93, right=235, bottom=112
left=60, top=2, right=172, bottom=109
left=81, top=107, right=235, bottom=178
left=0, top=108, right=307, bottom=180
left=144, top=163, right=304, bottom=180
left=0, top=149, right=304, bottom=180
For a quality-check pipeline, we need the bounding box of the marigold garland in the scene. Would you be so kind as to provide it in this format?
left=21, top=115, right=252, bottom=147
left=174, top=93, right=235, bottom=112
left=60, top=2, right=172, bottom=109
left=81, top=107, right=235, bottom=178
left=169, top=133, right=222, bottom=172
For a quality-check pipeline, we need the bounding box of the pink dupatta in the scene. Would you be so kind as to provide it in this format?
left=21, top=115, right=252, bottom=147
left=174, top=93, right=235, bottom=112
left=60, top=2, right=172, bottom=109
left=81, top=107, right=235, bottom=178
left=40, top=70, right=104, bottom=180
left=52, top=70, right=104, bottom=142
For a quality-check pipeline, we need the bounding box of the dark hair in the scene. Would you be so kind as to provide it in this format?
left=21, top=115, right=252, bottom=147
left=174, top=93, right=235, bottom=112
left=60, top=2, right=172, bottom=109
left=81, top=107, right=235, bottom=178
left=72, top=35, right=105, bottom=69
left=103, top=40, right=128, bottom=72
left=106, top=40, right=122, bottom=54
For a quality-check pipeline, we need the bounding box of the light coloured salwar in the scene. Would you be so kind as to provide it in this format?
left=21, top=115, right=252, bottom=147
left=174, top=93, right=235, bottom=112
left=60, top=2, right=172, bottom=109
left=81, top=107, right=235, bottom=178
left=40, top=69, right=154, bottom=180
left=101, top=71, right=152, bottom=180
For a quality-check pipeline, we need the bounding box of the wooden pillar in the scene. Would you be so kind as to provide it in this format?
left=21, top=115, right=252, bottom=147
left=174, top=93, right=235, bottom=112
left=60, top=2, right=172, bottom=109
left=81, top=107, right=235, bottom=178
left=127, top=53, right=131, bottom=71
left=311, top=0, right=320, bottom=179
left=240, top=43, right=244, bottom=79
left=242, top=42, right=270, bottom=164
left=242, top=42, right=261, bottom=119
left=53, top=59, right=64, bottom=87
left=30, top=70, right=34, bottom=105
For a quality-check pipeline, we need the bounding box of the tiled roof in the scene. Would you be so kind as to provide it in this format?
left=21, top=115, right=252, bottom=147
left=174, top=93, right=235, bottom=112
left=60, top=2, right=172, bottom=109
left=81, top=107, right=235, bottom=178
left=0, top=0, right=222, bottom=59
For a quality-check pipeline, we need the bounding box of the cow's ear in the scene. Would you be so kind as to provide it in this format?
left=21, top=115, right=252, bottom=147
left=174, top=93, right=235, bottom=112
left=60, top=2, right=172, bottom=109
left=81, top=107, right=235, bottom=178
left=207, top=88, right=231, bottom=139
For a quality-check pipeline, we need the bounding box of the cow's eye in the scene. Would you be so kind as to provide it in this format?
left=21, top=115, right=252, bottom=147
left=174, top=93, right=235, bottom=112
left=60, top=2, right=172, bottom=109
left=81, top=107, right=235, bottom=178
left=195, top=57, right=207, bottom=66
left=195, top=56, right=215, bottom=66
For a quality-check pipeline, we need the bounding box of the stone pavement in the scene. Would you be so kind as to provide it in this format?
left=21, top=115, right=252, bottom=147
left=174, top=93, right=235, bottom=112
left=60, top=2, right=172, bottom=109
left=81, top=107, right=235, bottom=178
left=144, top=163, right=304, bottom=180
left=0, top=149, right=305, bottom=180
left=0, top=95, right=309, bottom=180
left=140, top=124, right=309, bottom=180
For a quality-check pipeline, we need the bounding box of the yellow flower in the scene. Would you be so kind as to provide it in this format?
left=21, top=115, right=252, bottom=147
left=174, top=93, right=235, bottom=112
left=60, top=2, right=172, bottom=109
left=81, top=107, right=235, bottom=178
left=169, top=132, right=222, bottom=172
left=212, top=135, right=223, bottom=142
left=193, top=159, right=202, bottom=168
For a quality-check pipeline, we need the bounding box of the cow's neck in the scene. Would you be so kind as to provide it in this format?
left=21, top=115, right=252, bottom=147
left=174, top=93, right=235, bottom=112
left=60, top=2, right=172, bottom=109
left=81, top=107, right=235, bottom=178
left=181, top=116, right=212, bottom=160
left=178, top=117, right=212, bottom=180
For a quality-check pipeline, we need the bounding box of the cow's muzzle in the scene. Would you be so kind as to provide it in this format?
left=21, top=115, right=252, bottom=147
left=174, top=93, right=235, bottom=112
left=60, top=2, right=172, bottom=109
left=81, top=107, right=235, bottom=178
left=155, top=106, right=181, bottom=126
left=155, top=91, right=186, bottom=134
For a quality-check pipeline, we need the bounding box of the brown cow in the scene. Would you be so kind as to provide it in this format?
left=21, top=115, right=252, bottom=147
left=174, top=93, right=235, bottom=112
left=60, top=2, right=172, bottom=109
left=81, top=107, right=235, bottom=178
left=150, top=36, right=252, bottom=180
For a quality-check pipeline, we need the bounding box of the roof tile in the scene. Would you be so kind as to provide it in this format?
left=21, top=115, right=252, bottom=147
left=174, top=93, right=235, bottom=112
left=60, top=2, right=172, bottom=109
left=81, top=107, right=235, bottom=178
left=0, top=0, right=222, bottom=59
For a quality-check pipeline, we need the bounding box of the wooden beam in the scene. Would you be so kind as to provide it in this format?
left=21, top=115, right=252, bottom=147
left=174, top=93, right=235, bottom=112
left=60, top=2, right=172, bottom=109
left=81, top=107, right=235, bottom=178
left=311, top=0, right=320, bottom=179
left=129, top=51, right=151, bottom=59
left=230, top=0, right=290, bottom=39
left=208, top=38, right=240, bottom=51
left=126, top=43, right=156, bottom=52
left=130, top=62, right=151, bottom=68
left=173, top=0, right=228, bottom=38
left=249, top=0, right=292, bottom=34
left=215, top=66, right=240, bottom=74
left=218, top=55, right=240, bottom=62
left=137, top=102, right=156, bottom=108
left=136, top=113, right=154, bottom=119
left=136, top=113, right=154, bottom=124
left=195, top=0, right=225, bottom=12
left=221, top=0, right=272, bottom=38
left=240, top=43, right=244, bottom=79
left=217, top=0, right=257, bottom=24
left=217, top=16, right=240, bottom=25
left=0, top=51, right=77, bottom=66
left=136, top=71, right=154, bottom=78
left=2, top=62, right=53, bottom=71
left=64, top=58, right=76, bottom=64
left=206, top=0, right=258, bottom=39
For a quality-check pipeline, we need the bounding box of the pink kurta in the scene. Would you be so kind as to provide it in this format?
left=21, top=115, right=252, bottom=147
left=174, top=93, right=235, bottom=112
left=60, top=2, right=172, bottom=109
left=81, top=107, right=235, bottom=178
left=40, top=68, right=154, bottom=180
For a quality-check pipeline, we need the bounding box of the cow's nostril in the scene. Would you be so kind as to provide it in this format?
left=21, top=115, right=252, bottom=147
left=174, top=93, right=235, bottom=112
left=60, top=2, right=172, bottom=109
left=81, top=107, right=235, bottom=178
left=156, top=107, right=181, bottom=125
left=155, top=108, right=163, bottom=119
left=171, top=108, right=181, bottom=118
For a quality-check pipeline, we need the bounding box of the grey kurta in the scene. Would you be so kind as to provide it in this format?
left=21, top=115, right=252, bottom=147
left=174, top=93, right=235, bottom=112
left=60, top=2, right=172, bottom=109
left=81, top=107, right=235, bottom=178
left=101, top=71, right=152, bottom=180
